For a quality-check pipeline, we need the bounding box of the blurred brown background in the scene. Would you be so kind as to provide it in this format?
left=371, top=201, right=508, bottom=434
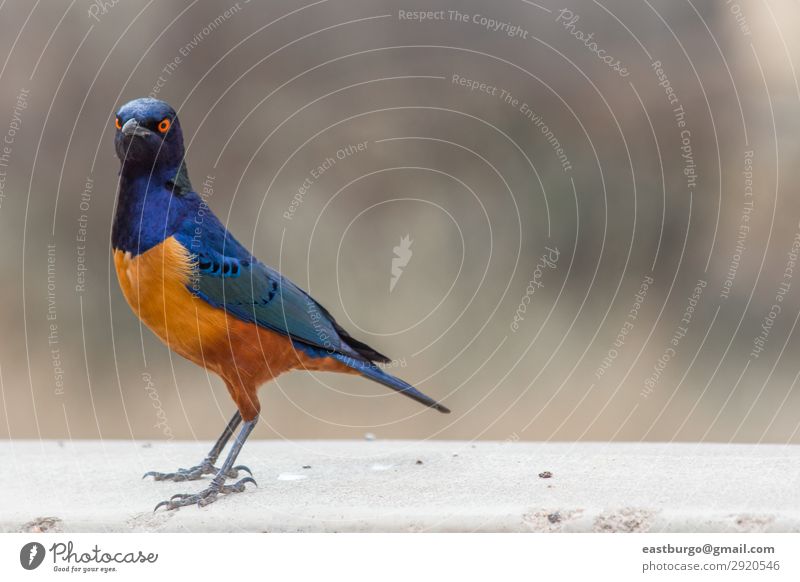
left=1, top=0, right=799, bottom=443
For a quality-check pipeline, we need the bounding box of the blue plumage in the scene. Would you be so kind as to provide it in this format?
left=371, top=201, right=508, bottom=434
left=113, top=97, right=449, bottom=413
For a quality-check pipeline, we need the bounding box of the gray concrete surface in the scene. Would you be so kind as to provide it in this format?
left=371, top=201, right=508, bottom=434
left=1, top=440, right=799, bottom=532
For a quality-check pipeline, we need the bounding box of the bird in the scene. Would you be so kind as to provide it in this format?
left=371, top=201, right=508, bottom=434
left=111, top=98, right=449, bottom=510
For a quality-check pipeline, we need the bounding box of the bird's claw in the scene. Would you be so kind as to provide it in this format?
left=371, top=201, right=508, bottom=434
left=143, top=460, right=249, bottom=482
left=153, top=476, right=257, bottom=511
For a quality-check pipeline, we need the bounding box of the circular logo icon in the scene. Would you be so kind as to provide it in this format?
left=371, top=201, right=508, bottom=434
left=20, top=542, right=46, bottom=570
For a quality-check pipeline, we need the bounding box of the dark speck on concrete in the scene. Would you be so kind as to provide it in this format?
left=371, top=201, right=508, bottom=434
left=539, top=471, right=553, bottom=479
left=547, top=512, right=561, bottom=524
left=302, top=465, right=311, bottom=469
left=415, top=459, right=423, bottom=465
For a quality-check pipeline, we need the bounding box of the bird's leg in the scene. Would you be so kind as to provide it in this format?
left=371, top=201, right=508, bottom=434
left=144, top=411, right=251, bottom=482
left=155, top=418, right=258, bottom=510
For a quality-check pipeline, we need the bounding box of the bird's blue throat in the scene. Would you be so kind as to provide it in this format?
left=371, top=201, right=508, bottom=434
left=112, top=161, right=198, bottom=256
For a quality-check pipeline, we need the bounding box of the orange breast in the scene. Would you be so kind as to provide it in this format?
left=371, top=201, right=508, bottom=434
left=114, top=237, right=215, bottom=368
left=113, top=237, right=351, bottom=418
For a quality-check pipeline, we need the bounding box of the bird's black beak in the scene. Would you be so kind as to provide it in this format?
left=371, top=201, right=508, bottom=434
left=121, top=118, right=151, bottom=138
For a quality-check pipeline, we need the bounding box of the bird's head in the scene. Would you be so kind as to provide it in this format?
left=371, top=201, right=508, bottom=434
left=114, top=98, right=185, bottom=170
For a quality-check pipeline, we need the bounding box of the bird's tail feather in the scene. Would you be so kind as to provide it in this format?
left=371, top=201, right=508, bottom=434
left=331, top=353, right=450, bottom=414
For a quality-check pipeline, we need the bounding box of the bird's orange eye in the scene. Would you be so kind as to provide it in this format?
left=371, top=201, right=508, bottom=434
left=115, top=117, right=122, bottom=130
left=157, top=118, right=171, bottom=133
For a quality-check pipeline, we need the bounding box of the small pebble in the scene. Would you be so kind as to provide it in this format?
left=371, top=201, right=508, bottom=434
left=539, top=471, right=553, bottom=479
left=302, top=465, right=311, bottom=469
left=277, top=473, right=308, bottom=481
left=415, top=459, right=423, bottom=465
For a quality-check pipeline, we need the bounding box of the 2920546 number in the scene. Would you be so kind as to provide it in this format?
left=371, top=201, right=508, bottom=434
left=729, top=560, right=780, bottom=571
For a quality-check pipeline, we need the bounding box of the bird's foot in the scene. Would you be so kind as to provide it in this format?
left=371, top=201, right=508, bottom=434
left=143, top=459, right=251, bottom=482
left=154, top=475, right=257, bottom=511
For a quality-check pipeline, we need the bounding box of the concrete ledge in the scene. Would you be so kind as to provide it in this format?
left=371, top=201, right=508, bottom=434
left=1, top=440, right=799, bottom=532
